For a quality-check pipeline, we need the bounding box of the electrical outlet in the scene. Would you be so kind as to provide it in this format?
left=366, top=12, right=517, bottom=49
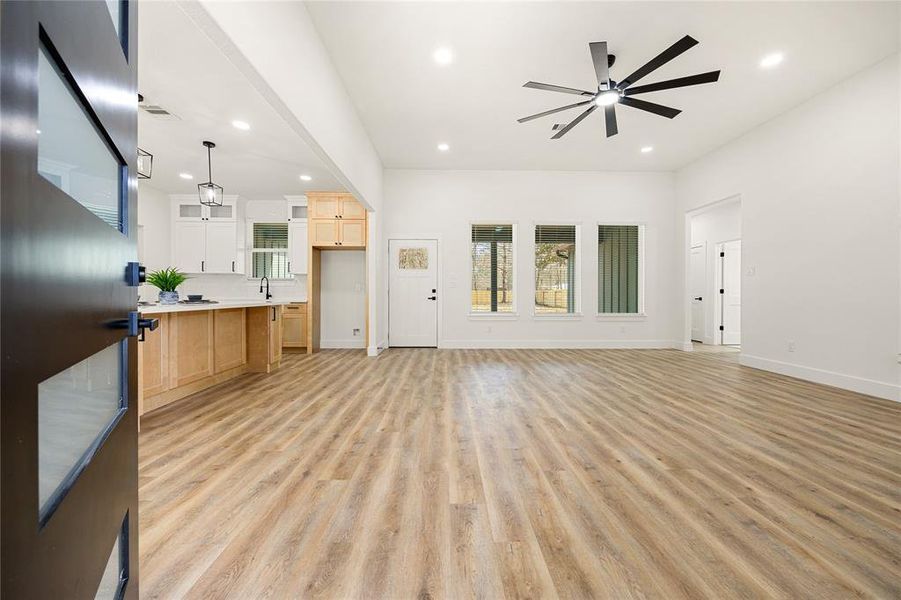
left=353, top=328, right=360, bottom=336
left=787, top=340, right=796, bottom=353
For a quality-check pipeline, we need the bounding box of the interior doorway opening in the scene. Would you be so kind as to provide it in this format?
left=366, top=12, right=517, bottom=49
left=687, top=197, right=742, bottom=348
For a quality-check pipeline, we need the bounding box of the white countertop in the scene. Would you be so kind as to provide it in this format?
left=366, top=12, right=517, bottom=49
left=139, top=298, right=306, bottom=315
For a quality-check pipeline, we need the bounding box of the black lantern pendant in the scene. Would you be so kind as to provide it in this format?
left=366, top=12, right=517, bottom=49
left=136, top=94, right=153, bottom=179
left=197, top=140, right=224, bottom=207
left=137, top=147, right=153, bottom=179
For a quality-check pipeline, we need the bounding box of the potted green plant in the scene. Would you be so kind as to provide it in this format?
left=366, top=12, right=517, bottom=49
left=146, top=268, right=188, bottom=305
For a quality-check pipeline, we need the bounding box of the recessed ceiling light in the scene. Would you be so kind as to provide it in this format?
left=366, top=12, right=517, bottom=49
left=437, top=143, right=450, bottom=152
left=433, top=47, right=453, bottom=65
left=759, top=52, right=784, bottom=69
left=299, top=174, right=312, bottom=181
left=179, top=172, right=194, bottom=179
left=231, top=120, right=250, bottom=130
left=640, top=146, right=653, bottom=153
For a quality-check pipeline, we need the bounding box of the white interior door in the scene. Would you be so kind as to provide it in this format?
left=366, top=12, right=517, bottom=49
left=690, top=243, right=706, bottom=342
left=389, top=239, right=438, bottom=347
left=721, top=240, right=742, bottom=345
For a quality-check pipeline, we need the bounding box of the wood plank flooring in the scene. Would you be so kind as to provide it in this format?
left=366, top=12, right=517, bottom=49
left=138, top=348, right=901, bottom=599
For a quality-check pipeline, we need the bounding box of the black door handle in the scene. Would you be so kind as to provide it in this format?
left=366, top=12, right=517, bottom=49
left=109, top=312, right=159, bottom=341
left=694, top=296, right=703, bottom=301
left=427, top=296, right=437, bottom=301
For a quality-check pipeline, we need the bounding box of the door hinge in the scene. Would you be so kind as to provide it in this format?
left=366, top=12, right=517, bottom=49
left=719, top=288, right=724, bottom=294
left=719, top=325, right=724, bottom=331
left=720, top=251, right=725, bottom=257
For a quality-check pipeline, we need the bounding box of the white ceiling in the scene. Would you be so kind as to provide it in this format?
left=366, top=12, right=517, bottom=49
left=307, top=1, right=899, bottom=172
left=137, top=2, right=344, bottom=197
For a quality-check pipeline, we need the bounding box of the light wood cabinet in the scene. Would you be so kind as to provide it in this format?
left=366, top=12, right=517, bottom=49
left=214, top=308, right=246, bottom=373
left=139, top=313, right=169, bottom=399
left=309, top=194, right=340, bottom=219
left=170, top=311, right=214, bottom=387
left=282, top=303, right=307, bottom=348
left=340, top=197, right=366, bottom=219
left=339, top=220, right=366, bottom=247
left=268, top=305, right=282, bottom=364
left=310, top=220, right=340, bottom=246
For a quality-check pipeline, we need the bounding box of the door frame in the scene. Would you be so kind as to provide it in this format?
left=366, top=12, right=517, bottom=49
left=387, top=236, right=441, bottom=348
left=715, top=238, right=742, bottom=345
left=689, top=242, right=707, bottom=343
left=682, top=194, right=742, bottom=351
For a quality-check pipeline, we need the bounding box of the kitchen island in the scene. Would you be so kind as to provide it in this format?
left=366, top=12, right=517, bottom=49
left=138, top=299, right=295, bottom=422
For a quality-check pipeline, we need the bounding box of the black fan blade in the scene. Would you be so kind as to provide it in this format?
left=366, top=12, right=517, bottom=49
left=604, top=104, right=618, bottom=137
left=619, top=96, right=681, bottom=119
left=625, top=71, right=720, bottom=95
left=517, top=99, right=593, bottom=123
left=618, top=35, right=698, bottom=89
left=551, top=124, right=566, bottom=130
left=524, top=81, right=595, bottom=96
left=589, top=41, right=610, bottom=89
left=551, top=105, right=597, bottom=139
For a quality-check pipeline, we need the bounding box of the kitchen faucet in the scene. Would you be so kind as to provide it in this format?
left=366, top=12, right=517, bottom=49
left=259, top=276, right=272, bottom=300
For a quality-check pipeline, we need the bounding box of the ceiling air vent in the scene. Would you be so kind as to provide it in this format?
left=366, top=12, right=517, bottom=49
left=139, top=101, right=181, bottom=121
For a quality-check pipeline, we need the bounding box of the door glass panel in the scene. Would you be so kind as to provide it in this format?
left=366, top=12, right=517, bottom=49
left=38, top=342, right=126, bottom=519
left=399, top=248, right=428, bottom=270
left=104, top=0, right=121, bottom=38
left=37, top=45, right=122, bottom=231
left=95, top=514, right=128, bottom=599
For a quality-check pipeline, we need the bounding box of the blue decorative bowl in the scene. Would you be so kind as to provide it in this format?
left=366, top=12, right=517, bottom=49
left=159, top=291, right=179, bottom=305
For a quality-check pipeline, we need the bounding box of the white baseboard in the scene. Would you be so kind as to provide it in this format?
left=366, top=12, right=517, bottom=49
left=740, top=354, right=900, bottom=403
left=674, top=341, right=694, bottom=351
left=367, top=338, right=388, bottom=357
left=439, top=339, right=676, bottom=350
left=320, top=339, right=366, bottom=349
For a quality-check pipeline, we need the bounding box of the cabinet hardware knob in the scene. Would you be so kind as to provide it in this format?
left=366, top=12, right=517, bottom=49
left=201, top=260, right=205, bottom=272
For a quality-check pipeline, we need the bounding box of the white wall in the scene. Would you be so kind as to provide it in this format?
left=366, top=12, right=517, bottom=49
left=676, top=54, right=900, bottom=401
left=690, top=199, right=742, bottom=344
left=382, top=170, right=678, bottom=348
left=320, top=251, right=367, bottom=348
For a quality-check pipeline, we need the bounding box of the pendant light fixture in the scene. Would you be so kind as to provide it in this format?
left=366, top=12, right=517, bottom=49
left=197, top=140, right=223, bottom=207
left=136, top=94, right=153, bottom=179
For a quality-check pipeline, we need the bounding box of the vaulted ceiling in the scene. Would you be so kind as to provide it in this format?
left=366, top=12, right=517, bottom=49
left=307, top=1, right=899, bottom=171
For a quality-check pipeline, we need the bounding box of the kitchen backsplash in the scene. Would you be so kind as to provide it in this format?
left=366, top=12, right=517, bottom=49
left=139, top=273, right=306, bottom=303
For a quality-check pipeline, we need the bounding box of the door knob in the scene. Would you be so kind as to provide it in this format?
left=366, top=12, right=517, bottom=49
left=110, top=312, right=159, bottom=341
left=427, top=296, right=437, bottom=301
left=694, top=296, right=703, bottom=301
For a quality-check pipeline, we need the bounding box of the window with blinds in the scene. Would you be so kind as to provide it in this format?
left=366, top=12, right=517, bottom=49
left=534, top=225, right=577, bottom=314
left=471, top=224, right=514, bottom=313
left=598, top=225, right=641, bottom=314
left=252, top=222, right=290, bottom=279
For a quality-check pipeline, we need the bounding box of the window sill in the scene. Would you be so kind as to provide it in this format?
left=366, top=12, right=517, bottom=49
left=532, top=312, right=583, bottom=320
left=468, top=312, right=519, bottom=320
left=595, top=313, right=647, bottom=322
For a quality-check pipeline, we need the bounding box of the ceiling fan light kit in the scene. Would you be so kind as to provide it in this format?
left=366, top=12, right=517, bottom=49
left=518, top=35, right=721, bottom=139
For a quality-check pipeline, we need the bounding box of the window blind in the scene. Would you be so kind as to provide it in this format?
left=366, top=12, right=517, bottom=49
left=472, top=224, right=513, bottom=243
left=253, top=222, right=288, bottom=249
left=598, top=225, right=639, bottom=313
left=535, top=224, right=576, bottom=244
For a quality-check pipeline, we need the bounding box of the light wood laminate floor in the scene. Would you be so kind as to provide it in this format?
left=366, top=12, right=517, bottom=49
left=139, top=348, right=901, bottom=599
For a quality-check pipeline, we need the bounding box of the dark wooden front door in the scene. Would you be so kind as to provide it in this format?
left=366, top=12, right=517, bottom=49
left=1, top=1, right=140, bottom=597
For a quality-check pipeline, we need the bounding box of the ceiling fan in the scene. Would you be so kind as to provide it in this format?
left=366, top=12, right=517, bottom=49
left=518, top=35, right=720, bottom=139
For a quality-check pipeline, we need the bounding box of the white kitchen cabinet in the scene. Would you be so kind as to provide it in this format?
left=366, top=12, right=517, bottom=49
left=205, top=222, right=239, bottom=273
left=288, top=221, right=308, bottom=275
left=173, top=221, right=206, bottom=273
left=171, top=195, right=241, bottom=274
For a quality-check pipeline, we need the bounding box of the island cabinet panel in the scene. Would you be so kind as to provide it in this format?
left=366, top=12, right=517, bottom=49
left=269, top=306, right=282, bottom=364
left=139, top=313, right=170, bottom=404
left=282, top=303, right=307, bottom=348
left=214, top=308, right=246, bottom=373
left=170, top=310, right=215, bottom=387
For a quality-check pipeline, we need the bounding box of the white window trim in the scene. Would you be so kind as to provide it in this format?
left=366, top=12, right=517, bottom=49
left=246, top=219, right=294, bottom=281
left=530, top=221, right=583, bottom=318
left=468, top=220, right=518, bottom=318
left=595, top=222, right=647, bottom=317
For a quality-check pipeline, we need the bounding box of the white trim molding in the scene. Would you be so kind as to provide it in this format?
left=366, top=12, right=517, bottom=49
left=439, top=339, right=675, bottom=350
left=740, top=354, right=900, bottom=403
